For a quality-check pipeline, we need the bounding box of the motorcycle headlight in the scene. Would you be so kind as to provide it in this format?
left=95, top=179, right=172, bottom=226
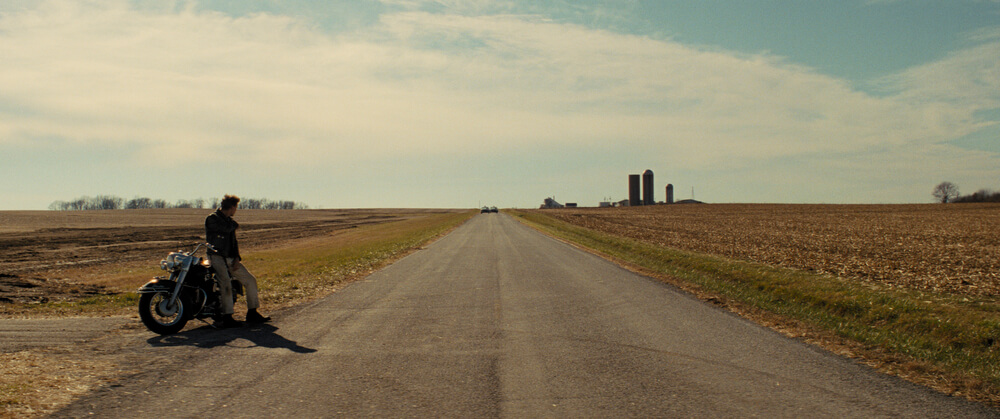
left=160, top=253, right=184, bottom=272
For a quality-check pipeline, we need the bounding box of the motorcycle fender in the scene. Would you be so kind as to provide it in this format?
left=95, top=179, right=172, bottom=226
left=138, top=279, right=177, bottom=294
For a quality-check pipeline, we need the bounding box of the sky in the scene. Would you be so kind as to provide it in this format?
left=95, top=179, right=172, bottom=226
left=1, top=0, right=998, bottom=210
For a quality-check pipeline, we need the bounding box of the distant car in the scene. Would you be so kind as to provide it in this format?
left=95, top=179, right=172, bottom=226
left=490, top=206, right=498, bottom=213
left=481, top=206, right=490, bottom=214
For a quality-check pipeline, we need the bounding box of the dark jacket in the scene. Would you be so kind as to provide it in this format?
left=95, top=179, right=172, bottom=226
left=205, top=209, right=240, bottom=260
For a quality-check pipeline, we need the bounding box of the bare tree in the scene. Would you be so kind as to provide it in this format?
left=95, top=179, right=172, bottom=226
left=933, top=181, right=960, bottom=203
left=125, top=197, right=153, bottom=209
left=70, top=198, right=86, bottom=211
left=95, top=195, right=123, bottom=210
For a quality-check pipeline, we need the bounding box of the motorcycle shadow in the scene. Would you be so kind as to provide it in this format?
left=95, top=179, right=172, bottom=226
left=146, top=322, right=317, bottom=354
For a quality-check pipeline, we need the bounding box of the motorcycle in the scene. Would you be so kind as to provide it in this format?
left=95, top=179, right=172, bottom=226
left=137, top=243, right=241, bottom=335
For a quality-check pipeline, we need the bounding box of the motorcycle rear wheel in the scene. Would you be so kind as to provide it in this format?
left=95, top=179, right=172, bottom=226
left=138, top=291, right=190, bottom=335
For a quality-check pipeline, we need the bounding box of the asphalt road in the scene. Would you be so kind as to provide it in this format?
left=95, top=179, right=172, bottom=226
left=58, top=213, right=997, bottom=417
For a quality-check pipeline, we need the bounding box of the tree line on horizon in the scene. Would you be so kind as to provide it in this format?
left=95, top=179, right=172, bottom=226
left=48, top=195, right=308, bottom=211
left=932, top=182, right=1000, bottom=204
left=952, top=189, right=1000, bottom=203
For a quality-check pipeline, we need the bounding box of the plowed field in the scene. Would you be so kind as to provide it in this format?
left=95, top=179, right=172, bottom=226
left=534, top=204, right=1000, bottom=297
left=0, top=208, right=462, bottom=305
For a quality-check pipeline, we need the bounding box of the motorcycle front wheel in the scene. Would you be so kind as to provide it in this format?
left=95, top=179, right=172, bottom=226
left=138, top=291, right=190, bottom=335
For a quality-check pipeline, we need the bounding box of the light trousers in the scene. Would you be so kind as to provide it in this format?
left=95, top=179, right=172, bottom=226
left=209, top=255, right=261, bottom=315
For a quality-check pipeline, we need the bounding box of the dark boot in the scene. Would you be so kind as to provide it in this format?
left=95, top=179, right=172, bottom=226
left=216, top=314, right=243, bottom=329
left=246, top=309, right=271, bottom=324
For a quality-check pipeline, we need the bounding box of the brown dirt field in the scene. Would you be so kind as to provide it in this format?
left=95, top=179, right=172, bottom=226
left=1, top=208, right=470, bottom=417
left=533, top=203, right=1000, bottom=298
left=0, top=208, right=461, bottom=307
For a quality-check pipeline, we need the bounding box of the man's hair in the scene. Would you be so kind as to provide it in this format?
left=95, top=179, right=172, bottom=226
left=220, top=194, right=241, bottom=210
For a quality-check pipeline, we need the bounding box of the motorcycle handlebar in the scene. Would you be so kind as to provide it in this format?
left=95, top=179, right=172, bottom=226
left=189, top=242, right=216, bottom=255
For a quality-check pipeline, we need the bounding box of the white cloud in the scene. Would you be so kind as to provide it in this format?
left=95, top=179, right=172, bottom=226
left=0, top=1, right=997, bottom=206
left=879, top=41, right=1000, bottom=110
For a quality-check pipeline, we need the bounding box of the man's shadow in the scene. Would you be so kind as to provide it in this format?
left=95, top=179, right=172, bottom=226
left=146, top=322, right=317, bottom=353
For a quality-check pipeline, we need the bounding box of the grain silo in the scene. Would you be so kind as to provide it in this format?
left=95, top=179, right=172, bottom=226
left=628, top=174, right=641, bottom=206
left=666, top=184, right=674, bottom=204
left=642, top=169, right=654, bottom=205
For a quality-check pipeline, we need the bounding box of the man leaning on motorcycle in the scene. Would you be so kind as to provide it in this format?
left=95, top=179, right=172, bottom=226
left=205, top=194, right=270, bottom=328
